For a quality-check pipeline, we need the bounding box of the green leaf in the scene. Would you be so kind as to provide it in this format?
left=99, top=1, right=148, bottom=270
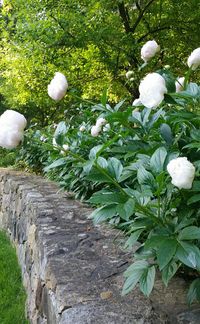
left=157, top=69, right=176, bottom=92
left=134, top=245, right=156, bottom=260
left=176, top=242, right=200, bottom=269
left=191, top=181, right=200, bottom=192
left=187, top=278, right=200, bottom=305
left=122, top=268, right=144, bottom=296
left=122, top=260, right=148, bottom=295
left=117, top=198, right=135, bottom=220
left=124, top=229, right=144, bottom=250
left=97, top=156, right=108, bottom=169
left=160, top=123, right=173, bottom=145
left=137, top=166, right=154, bottom=186
left=124, top=260, right=148, bottom=277
left=144, top=235, right=167, bottom=249
left=89, top=145, right=103, bottom=160
left=150, top=147, right=167, bottom=174
left=83, top=160, right=93, bottom=174
left=86, top=168, right=112, bottom=183
left=187, top=194, right=200, bottom=205
left=108, top=108, right=132, bottom=124
left=114, top=99, right=126, bottom=111
left=164, top=94, right=178, bottom=104
left=157, top=238, right=177, bottom=270
left=148, top=108, right=164, bottom=128
left=43, top=158, right=66, bottom=172
left=89, top=190, right=126, bottom=204
left=139, top=266, right=156, bottom=297
left=185, top=83, right=200, bottom=98
left=90, top=204, right=117, bottom=224
left=162, top=261, right=178, bottom=286
left=178, top=226, right=200, bottom=240
left=54, top=121, right=67, bottom=146
left=107, top=157, right=123, bottom=181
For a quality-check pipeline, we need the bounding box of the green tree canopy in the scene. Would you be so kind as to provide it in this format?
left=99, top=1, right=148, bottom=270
left=0, top=0, right=200, bottom=124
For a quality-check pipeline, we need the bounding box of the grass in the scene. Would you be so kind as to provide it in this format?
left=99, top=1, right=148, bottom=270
left=0, top=231, right=29, bottom=324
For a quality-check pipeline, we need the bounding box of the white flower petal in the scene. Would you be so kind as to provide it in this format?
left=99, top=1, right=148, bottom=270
left=167, top=157, right=195, bottom=189
left=139, top=73, right=167, bottom=109
left=91, top=125, right=101, bottom=137
left=175, top=77, right=185, bottom=92
left=187, top=48, right=200, bottom=70
left=96, top=118, right=106, bottom=127
left=141, top=40, right=160, bottom=62
left=48, top=72, right=68, bottom=101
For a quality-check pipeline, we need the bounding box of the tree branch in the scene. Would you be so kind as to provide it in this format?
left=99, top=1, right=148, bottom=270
left=132, top=0, right=156, bottom=32
left=138, top=25, right=172, bottom=42
left=138, top=24, right=194, bottom=43
left=118, top=2, right=133, bottom=33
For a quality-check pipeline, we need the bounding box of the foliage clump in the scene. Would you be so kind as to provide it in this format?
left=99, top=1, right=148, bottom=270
left=13, top=44, right=200, bottom=304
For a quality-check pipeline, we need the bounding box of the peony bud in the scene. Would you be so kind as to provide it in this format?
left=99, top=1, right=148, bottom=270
left=96, top=117, right=106, bottom=127
left=175, top=77, right=185, bottom=92
left=126, top=71, right=134, bottom=79
left=141, top=40, right=160, bottom=62
left=187, top=48, right=200, bottom=70
left=91, top=125, right=101, bottom=137
left=48, top=72, right=68, bottom=101
left=52, top=138, right=58, bottom=148
left=139, top=72, right=167, bottom=108
left=167, top=157, right=195, bottom=189
left=62, top=144, right=69, bottom=151
left=79, top=125, right=86, bottom=132
left=40, top=135, right=47, bottom=142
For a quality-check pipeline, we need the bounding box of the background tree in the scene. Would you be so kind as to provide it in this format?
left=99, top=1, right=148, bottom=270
left=0, top=0, right=199, bottom=124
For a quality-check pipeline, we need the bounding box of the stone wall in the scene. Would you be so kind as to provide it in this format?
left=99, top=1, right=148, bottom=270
left=0, top=168, right=199, bottom=324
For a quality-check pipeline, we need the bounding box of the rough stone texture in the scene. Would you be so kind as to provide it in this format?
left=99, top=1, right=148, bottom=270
left=0, top=169, right=166, bottom=324
left=0, top=168, right=199, bottom=324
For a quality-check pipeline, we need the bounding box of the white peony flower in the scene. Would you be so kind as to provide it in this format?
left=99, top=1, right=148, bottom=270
left=175, top=77, right=185, bottom=92
left=138, top=72, right=167, bottom=108
left=126, top=71, right=134, bottom=79
left=0, top=110, right=27, bottom=131
left=167, top=157, right=195, bottom=189
left=79, top=125, right=86, bottom=132
left=91, top=125, right=101, bottom=137
left=96, top=117, right=107, bottom=127
left=0, top=128, right=24, bottom=149
left=141, top=40, right=160, bottom=62
left=48, top=72, right=68, bottom=101
left=0, top=110, right=27, bottom=149
left=187, top=48, right=200, bottom=70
